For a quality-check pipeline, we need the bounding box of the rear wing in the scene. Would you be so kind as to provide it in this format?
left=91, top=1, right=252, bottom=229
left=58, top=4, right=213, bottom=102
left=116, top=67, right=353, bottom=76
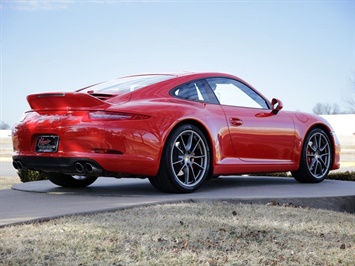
left=27, top=92, right=110, bottom=111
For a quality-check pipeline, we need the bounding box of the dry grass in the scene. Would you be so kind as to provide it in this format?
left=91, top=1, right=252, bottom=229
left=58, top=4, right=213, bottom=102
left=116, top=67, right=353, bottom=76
left=0, top=176, right=21, bottom=190
left=0, top=202, right=354, bottom=265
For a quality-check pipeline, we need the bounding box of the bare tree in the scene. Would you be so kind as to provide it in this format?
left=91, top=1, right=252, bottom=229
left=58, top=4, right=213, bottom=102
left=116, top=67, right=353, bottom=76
left=313, top=103, right=325, bottom=115
left=332, top=103, right=340, bottom=114
left=314, top=76, right=355, bottom=115
left=343, top=76, right=355, bottom=113
left=312, top=103, right=341, bottom=115
left=0, top=121, right=10, bottom=130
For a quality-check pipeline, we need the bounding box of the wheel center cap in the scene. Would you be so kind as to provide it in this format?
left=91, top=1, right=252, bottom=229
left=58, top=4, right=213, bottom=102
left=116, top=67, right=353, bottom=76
left=184, top=155, right=190, bottom=162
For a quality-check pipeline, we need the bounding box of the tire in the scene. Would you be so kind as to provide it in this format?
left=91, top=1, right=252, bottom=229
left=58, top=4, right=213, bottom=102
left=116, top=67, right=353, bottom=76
left=291, top=128, right=332, bottom=183
left=149, top=124, right=211, bottom=193
left=47, top=172, right=98, bottom=188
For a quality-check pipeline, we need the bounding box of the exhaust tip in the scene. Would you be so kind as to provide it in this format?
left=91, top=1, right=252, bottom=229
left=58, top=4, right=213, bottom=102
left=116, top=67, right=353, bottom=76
left=75, top=162, right=84, bottom=173
left=12, top=161, right=19, bottom=169
left=12, top=160, right=23, bottom=170
left=85, top=163, right=93, bottom=173
left=85, top=163, right=102, bottom=175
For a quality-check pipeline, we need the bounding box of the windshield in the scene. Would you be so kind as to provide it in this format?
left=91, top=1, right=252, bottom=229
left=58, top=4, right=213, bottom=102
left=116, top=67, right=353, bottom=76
left=79, top=74, right=175, bottom=94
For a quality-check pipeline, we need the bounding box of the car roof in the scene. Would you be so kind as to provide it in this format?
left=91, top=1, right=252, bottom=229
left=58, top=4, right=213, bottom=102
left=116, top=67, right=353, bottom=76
left=122, top=72, right=234, bottom=77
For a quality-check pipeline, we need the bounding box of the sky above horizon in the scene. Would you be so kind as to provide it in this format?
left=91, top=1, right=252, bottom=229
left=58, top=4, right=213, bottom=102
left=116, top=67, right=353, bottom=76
left=1, top=0, right=354, bottom=127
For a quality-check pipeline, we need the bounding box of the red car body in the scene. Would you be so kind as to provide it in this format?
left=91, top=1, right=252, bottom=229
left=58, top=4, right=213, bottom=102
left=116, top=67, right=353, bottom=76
left=12, top=72, right=340, bottom=193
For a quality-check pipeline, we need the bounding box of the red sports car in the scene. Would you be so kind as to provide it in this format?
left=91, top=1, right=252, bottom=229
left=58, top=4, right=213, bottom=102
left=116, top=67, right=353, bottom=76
left=12, top=72, right=341, bottom=193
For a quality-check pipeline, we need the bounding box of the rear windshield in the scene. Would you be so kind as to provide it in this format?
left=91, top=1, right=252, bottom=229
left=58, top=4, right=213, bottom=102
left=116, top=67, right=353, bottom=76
left=79, top=75, right=175, bottom=94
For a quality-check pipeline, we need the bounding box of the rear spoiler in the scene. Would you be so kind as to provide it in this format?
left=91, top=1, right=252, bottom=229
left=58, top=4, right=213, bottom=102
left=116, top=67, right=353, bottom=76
left=27, top=92, right=110, bottom=111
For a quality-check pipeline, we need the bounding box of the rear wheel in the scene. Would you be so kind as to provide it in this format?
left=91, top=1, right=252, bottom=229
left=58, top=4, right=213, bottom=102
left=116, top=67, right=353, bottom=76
left=149, top=124, right=210, bottom=193
left=47, top=172, right=98, bottom=188
left=292, top=128, right=332, bottom=183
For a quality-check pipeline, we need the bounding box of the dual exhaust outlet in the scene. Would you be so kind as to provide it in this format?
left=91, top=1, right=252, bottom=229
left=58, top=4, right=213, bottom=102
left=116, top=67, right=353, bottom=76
left=13, top=160, right=102, bottom=176
left=12, top=160, right=23, bottom=170
left=74, top=162, right=102, bottom=175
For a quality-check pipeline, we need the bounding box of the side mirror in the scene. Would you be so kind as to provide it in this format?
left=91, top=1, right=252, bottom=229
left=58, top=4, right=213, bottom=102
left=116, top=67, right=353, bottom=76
left=271, top=98, right=283, bottom=114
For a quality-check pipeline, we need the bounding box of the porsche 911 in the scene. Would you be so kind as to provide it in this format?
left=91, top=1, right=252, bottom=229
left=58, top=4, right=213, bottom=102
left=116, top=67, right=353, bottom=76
left=12, top=72, right=341, bottom=193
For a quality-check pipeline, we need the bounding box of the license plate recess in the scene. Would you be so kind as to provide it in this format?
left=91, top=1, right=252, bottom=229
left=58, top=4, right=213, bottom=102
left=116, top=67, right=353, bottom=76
left=35, top=135, right=59, bottom=153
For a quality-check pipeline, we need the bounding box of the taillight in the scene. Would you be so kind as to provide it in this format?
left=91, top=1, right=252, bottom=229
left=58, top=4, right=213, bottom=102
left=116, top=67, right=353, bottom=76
left=89, top=111, right=150, bottom=120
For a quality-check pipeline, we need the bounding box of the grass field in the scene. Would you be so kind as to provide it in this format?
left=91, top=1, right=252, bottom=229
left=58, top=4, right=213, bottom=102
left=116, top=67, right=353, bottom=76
left=1, top=201, right=354, bottom=265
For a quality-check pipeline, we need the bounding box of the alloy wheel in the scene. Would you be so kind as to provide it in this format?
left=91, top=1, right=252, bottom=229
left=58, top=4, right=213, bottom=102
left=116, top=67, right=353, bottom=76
left=306, top=132, right=331, bottom=178
left=170, top=130, right=208, bottom=188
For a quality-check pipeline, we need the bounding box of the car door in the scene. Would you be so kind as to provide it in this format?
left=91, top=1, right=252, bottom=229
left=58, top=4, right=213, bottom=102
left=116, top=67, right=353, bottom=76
left=206, top=77, right=296, bottom=163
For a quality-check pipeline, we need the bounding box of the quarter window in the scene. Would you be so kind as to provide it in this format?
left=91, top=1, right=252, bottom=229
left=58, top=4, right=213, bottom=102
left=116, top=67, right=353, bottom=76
left=172, top=80, right=219, bottom=104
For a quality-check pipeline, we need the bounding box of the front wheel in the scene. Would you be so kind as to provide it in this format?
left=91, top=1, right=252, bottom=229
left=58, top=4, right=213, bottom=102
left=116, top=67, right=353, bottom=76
left=292, top=128, right=332, bottom=183
left=47, top=173, right=98, bottom=188
left=149, top=124, right=211, bottom=193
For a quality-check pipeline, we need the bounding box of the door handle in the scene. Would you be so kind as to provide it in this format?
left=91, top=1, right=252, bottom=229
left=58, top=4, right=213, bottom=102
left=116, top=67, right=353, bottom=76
left=229, top=117, right=243, bottom=126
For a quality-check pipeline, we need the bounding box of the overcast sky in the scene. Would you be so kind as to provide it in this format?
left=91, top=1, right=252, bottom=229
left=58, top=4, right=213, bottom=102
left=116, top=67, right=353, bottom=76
left=1, top=0, right=354, bottom=126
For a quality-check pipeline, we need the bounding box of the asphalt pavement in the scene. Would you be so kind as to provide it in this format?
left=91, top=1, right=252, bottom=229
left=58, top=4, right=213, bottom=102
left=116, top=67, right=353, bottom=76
left=0, top=160, right=17, bottom=177
left=1, top=176, right=354, bottom=227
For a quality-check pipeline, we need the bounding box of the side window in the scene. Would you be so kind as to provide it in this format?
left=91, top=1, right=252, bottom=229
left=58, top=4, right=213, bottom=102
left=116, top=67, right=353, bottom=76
left=206, top=78, right=269, bottom=109
left=172, top=80, right=219, bottom=104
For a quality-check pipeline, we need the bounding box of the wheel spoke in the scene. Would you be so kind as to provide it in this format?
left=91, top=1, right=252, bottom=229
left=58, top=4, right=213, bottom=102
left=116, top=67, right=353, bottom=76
left=317, top=134, right=322, bottom=151
left=307, top=153, right=315, bottom=159
left=184, top=164, right=190, bottom=184
left=172, top=157, right=184, bottom=165
left=308, top=157, right=317, bottom=171
left=188, top=164, right=197, bottom=182
left=318, top=155, right=328, bottom=170
left=192, top=161, right=205, bottom=170
left=174, top=142, right=185, bottom=155
left=308, top=141, right=317, bottom=153
left=185, top=132, right=194, bottom=152
left=319, top=141, right=329, bottom=152
left=176, top=163, right=186, bottom=176
left=312, top=160, right=320, bottom=175
left=192, top=154, right=206, bottom=159
left=317, top=160, right=323, bottom=175
left=191, top=138, right=201, bottom=154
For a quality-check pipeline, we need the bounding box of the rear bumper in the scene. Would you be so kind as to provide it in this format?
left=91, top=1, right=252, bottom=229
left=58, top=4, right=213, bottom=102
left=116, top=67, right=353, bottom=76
left=12, top=113, right=162, bottom=177
left=12, top=154, right=158, bottom=178
left=13, top=156, right=104, bottom=176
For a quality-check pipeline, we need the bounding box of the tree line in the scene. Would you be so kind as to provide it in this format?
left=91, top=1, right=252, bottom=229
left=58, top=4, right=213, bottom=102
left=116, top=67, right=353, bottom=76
left=313, top=78, right=354, bottom=115
left=312, top=102, right=354, bottom=115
